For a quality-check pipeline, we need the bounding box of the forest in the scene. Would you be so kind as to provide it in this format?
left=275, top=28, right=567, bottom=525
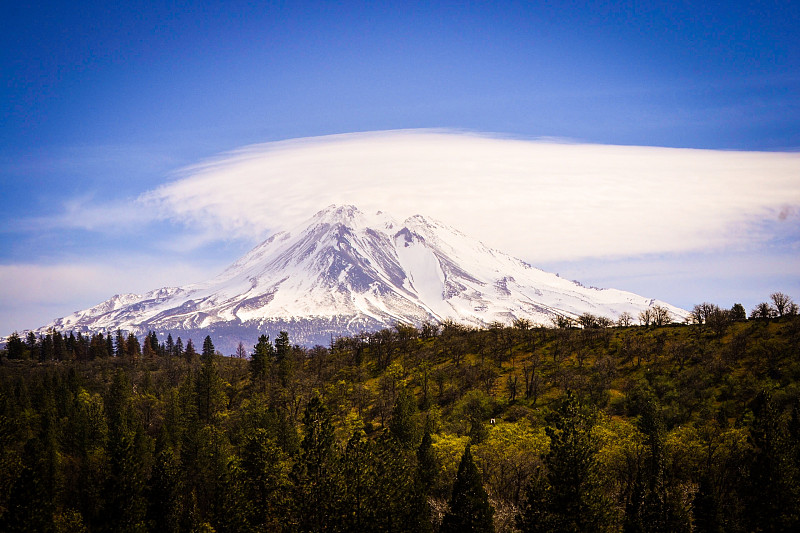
left=1, top=293, right=799, bottom=532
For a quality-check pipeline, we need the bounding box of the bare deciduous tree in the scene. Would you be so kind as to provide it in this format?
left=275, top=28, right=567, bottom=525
left=770, top=292, right=794, bottom=317
left=617, top=312, right=634, bottom=327
left=651, top=305, right=672, bottom=326
left=235, top=341, right=247, bottom=359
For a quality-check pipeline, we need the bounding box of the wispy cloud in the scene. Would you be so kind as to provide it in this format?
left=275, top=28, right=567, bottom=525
left=137, top=130, right=800, bottom=262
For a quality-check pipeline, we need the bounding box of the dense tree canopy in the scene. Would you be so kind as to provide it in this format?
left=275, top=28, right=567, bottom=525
left=1, top=298, right=800, bottom=531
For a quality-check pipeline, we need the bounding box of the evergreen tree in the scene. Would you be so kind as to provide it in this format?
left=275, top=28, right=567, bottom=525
left=74, top=332, right=88, bottom=361
left=105, top=333, right=115, bottom=358
left=126, top=333, right=141, bottom=359
left=293, top=395, right=341, bottom=531
left=174, top=336, right=184, bottom=359
left=410, top=428, right=437, bottom=533
left=517, top=391, right=611, bottom=532
left=195, top=346, right=226, bottom=424
left=165, top=333, right=175, bottom=357
left=105, top=370, right=150, bottom=532
left=250, top=334, right=273, bottom=384
left=743, top=391, right=799, bottom=532
left=274, top=330, right=293, bottom=386
left=25, top=331, right=38, bottom=360
left=0, top=410, right=58, bottom=532
left=624, top=395, right=691, bottom=533
left=147, top=437, right=183, bottom=533
left=115, top=329, right=126, bottom=357
left=40, top=332, right=54, bottom=361
left=184, top=339, right=197, bottom=364
left=201, top=335, right=215, bottom=362
left=441, top=445, right=495, bottom=533
left=240, top=428, right=292, bottom=531
left=6, top=332, right=24, bottom=359
left=389, top=387, right=419, bottom=448
left=417, top=428, right=437, bottom=493
left=53, top=330, right=67, bottom=361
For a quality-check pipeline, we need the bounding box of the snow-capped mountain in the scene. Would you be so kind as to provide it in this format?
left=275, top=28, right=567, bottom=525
left=34, top=205, right=687, bottom=350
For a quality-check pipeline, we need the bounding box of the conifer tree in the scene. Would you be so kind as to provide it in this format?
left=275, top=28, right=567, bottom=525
left=517, top=391, right=611, bottom=532
left=274, top=331, right=293, bottom=386
left=25, top=331, right=38, bottom=360
left=126, top=332, right=141, bottom=359
left=250, top=334, right=273, bottom=383
left=195, top=343, right=225, bottom=424
left=115, top=329, right=126, bottom=357
left=6, top=332, right=24, bottom=359
left=743, top=391, right=799, bottom=532
left=165, top=333, right=175, bottom=357
left=184, top=339, right=197, bottom=364
left=174, top=336, right=184, bottom=359
left=293, top=395, right=340, bottom=531
left=0, top=409, right=58, bottom=532
left=147, top=437, right=182, bottom=533
left=389, top=388, right=419, bottom=448
left=411, top=428, right=437, bottom=533
left=240, top=428, right=292, bottom=530
left=105, top=370, right=149, bottom=532
left=105, top=333, right=115, bottom=358
left=441, top=445, right=495, bottom=533
left=201, top=335, right=215, bottom=362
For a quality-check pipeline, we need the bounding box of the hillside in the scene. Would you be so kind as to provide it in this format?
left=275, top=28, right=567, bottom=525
left=1, top=310, right=799, bottom=531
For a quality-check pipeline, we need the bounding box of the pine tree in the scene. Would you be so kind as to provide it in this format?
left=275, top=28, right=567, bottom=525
left=184, top=339, right=197, bottom=364
left=517, top=391, right=611, bottom=533
left=240, top=428, right=292, bottom=531
left=293, top=395, right=340, bottom=531
left=389, top=388, right=419, bottom=448
left=0, top=410, right=58, bottom=532
left=147, top=438, right=182, bottom=533
left=274, top=331, right=293, bottom=386
left=441, top=445, right=495, bottom=533
left=201, top=335, right=215, bottom=362
left=195, top=345, right=226, bottom=424
left=105, top=333, right=115, bottom=358
left=165, top=333, right=175, bottom=357
left=411, top=429, right=437, bottom=533
left=126, top=333, right=141, bottom=359
left=115, top=329, right=126, bottom=357
left=250, top=334, right=273, bottom=384
left=6, top=332, right=24, bottom=359
left=25, top=331, right=38, bottom=360
left=744, top=391, right=799, bottom=532
left=174, top=336, right=184, bottom=359
left=105, top=370, right=150, bottom=532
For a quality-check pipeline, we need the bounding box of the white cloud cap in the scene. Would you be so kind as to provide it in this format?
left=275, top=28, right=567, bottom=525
left=141, top=129, right=800, bottom=262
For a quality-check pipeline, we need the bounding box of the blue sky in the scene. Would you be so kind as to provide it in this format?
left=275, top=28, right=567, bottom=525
left=2, top=1, right=799, bottom=333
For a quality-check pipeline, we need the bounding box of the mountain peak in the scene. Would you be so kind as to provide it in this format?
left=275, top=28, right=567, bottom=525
left=313, top=204, right=364, bottom=223
left=33, top=205, right=688, bottom=349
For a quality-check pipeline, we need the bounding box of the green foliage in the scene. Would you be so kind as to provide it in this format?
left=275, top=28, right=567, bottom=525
left=441, top=445, right=495, bottom=533
left=518, top=391, right=612, bottom=532
left=1, top=313, right=800, bottom=531
left=389, top=387, right=419, bottom=448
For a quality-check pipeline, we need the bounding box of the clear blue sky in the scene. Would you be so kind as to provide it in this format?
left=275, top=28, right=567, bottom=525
left=1, top=1, right=799, bottom=333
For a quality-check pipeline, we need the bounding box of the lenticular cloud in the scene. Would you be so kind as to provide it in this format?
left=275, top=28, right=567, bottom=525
left=140, top=130, right=800, bottom=262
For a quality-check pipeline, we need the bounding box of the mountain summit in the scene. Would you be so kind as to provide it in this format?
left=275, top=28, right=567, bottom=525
left=37, top=205, right=687, bottom=349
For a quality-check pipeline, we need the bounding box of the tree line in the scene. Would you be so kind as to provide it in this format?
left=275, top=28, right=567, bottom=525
left=1, top=292, right=799, bottom=532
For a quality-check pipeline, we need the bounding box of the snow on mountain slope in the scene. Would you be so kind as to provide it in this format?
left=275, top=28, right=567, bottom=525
left=32, top=204, right=688, bottom=349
